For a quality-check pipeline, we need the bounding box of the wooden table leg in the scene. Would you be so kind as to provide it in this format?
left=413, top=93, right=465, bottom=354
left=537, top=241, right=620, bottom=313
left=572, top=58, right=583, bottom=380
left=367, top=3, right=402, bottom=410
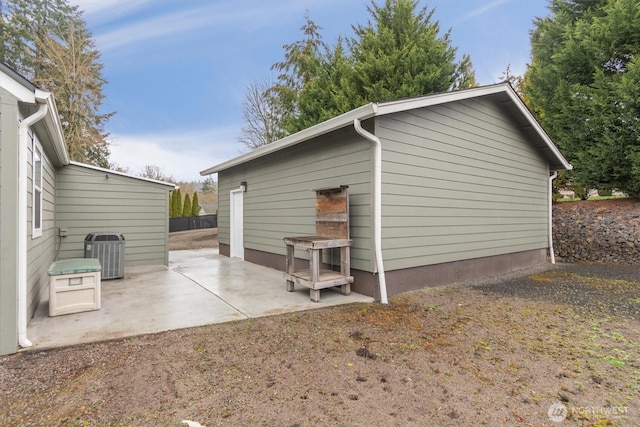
left=340, top=246, right=351, bottom=295
left=310, top=248, right=320, bottom=302
left=285, top=244, right=295, bottom=292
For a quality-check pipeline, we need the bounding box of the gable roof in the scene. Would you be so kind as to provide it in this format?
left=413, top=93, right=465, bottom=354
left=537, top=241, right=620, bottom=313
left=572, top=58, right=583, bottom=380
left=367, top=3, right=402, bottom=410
left=200, top=83, right=571, bottom=176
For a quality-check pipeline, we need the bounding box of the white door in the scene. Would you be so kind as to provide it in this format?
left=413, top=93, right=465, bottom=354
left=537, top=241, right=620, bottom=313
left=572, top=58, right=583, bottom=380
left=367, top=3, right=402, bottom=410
left=230, top=189, right=244, bottom=259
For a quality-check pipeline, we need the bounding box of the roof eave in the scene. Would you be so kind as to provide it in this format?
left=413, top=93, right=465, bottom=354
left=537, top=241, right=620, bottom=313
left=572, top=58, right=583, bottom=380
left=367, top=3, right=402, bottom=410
left=69, top=161, right=177, bottom=188
left=501, top=86, right=572, bottom=171
left=199, top=83, right=572, bottom=175
left=199, top=103, right=377, bottom=175
left=36, top=90, right=70, bottom=167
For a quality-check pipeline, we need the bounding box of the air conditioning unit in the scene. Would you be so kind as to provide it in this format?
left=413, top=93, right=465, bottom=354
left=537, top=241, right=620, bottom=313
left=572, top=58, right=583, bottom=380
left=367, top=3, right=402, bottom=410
left=84, top=232, right=125, bottom=279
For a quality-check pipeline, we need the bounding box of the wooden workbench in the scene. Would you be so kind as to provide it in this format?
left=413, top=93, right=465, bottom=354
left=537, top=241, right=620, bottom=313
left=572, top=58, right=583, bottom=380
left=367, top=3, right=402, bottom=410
left=283, top=236, right=353, bottom=302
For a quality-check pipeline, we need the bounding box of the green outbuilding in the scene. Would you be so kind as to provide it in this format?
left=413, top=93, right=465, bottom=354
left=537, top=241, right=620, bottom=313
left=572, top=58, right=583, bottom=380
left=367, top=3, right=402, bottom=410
left=201, top=83, right=571, bottom=302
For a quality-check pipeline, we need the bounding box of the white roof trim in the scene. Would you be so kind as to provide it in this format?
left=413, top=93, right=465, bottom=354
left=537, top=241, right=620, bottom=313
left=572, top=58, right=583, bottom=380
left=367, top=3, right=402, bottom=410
left=502, top=88, right=572, bottom=171
left=37, top=91, right=70, bottom=166
left=69, top=161, right=177, bottom=188
left=200, top=83, right=571, bottom=175
left=200, top=103, right=376, bottom=175
left=0, top=66, right=36, bottom=102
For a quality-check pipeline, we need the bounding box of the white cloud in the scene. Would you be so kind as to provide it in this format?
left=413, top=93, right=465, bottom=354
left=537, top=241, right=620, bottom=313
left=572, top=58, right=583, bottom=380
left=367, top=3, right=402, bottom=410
left=82, top=0, right=347, bottom=53
left=108, top=126, right=246, bottom=182
left=95, top=6, right=225, bottom=51
left=90, top=2, right=300, bottom=53
left=458, top=0, right=510, bottom=23
left=70, top=0, right=155, bottom=23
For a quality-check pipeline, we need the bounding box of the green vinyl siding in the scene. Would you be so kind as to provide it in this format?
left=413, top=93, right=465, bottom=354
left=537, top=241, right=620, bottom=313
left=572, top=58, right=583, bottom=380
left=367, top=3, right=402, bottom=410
left=26, top=135, right=57, bottom=319
left=0, top=90, right=19, bottom=355
left=218, top=126, right=374, bottom=271
left=56, top=164, right=171, bottom=267
left=378, top=97, right=550, bottom=270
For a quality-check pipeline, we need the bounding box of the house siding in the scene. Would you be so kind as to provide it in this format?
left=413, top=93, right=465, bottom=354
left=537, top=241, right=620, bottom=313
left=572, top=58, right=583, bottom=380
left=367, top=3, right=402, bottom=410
left=0, top=89, right=19, bottom=355
left=378, top=97, right=550, bottom=271
left=218, top=126, right=375, bottom=271
left=26, top=132, right=56, bottom=319
left=56, top=164, right=171, bottom=267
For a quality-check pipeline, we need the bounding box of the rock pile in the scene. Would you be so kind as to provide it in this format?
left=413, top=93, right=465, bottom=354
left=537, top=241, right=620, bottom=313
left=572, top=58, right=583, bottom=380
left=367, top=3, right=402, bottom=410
left=553, top=198, right=640, bottom=264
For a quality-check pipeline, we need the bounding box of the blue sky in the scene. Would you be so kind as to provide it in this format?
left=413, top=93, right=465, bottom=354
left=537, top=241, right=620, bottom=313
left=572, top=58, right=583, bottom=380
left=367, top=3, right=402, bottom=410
left=70, top=0, right=549, bottom=182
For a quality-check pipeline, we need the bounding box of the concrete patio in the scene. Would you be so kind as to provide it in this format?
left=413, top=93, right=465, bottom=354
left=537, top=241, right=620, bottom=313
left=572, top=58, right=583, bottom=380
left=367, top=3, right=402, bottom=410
left=26, top=248, right=373, bottom=351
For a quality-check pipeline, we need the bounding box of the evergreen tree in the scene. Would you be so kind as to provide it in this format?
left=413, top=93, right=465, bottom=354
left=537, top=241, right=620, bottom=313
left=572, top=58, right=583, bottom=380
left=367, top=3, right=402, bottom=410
left=240, top=0, right=477, bottom=144
left=191, top=191, right=200, bottom=216
left=172, top=189, right=182, bottom=218
left=0, top=0, right=113, bottom=167
left=293, top=37, right=356, bottom=132
left=169, top=192, right=174, bottom=218
left=260, top=13, right=327, bottom=139
left=0, top=0, right=75, bottom=77
left=524, top=0, right=640, bottom=196
left=182, top=193, right=191, bottom=218
left=35, top=16, right=113, bottom=167
left=347, top=0, right=474, bottom=104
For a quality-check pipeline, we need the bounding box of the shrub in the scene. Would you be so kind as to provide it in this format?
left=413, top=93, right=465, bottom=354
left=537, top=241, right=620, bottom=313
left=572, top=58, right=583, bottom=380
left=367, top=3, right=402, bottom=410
left=191, top=191, right=200, bottom=216
left=182, top=193, right=191, bottom=218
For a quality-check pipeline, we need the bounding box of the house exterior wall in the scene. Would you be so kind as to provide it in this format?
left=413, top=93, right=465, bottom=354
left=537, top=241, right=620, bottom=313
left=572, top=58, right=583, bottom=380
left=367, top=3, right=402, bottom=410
left=26, top=130, right=57, bottom=320
left=56, top=164, right=171, bottom=267
left=377, top=97, right=550, bottom=273
left=0, top=88, right=19, bottom=355
left=218, top=126, right=375, bottom=272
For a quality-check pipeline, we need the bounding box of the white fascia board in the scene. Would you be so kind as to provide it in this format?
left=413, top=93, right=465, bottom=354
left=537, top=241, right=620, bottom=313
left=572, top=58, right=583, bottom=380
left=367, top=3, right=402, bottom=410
left=69, top=161, right=177, bottom=188
left=37, top=90, right=70, bottom=166
left=199, top=103, right=377, bottom=175
left=0, top=70, right=36, bottom=102
left=502, top=88, right=572, bottom=171
left=200, top=83, right=572, bottom=175
left=375, top=83, right=509, bottom=116
left=377, top=83, right=572, bottom=171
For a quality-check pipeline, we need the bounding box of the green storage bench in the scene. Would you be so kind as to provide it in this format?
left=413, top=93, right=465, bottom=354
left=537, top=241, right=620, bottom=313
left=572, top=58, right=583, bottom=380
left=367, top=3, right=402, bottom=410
left=48, top=258, right=102, bottom=317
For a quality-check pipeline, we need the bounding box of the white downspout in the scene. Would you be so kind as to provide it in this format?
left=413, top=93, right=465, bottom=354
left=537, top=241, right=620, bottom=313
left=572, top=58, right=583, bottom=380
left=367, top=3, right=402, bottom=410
left=548, top=171, right=558, bottom=265
left=17, top=102, right=48, bottom=348
left=353, top=118, right=388, bottom=304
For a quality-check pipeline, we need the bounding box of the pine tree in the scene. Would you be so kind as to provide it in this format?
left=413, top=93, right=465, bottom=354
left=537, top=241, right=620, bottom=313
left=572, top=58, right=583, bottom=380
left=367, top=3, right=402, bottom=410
left=182, top=193, right=191, bottom=218
left=0, top=0, right=113, bottom=167
left=191, top=191, right=200, bottom=216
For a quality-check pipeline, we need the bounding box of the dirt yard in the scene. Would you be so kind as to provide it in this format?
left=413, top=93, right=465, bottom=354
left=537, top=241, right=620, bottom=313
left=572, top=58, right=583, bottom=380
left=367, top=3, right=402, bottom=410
left=1, top=229, right=639, bottom=426
left=169, top=228, right=218, bottom=251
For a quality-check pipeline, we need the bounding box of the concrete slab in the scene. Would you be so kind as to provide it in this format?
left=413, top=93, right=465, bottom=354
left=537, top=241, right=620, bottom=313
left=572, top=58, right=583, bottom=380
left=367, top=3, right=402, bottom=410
left=27, top=248, right=373, bottom=351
